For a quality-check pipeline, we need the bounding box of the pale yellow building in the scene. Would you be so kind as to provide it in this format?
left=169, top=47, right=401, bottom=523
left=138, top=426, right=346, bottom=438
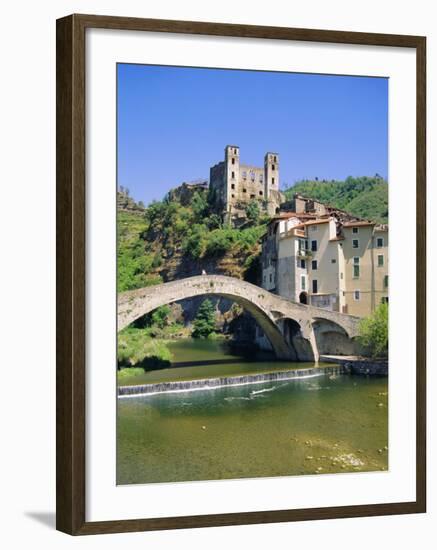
left=341, top=221, right=389, bottom=316
left=261, top=213, right=389, bottom=318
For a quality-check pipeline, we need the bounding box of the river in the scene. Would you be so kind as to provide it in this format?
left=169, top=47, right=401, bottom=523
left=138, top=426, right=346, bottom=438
left=117, top=338, right=388, bottom=485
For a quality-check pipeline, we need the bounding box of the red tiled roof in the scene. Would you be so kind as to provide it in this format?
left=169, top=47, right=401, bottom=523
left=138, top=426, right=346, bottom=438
left=304, top=219, right=330, bottom=226
left=343, top=220, right=376, bottom=227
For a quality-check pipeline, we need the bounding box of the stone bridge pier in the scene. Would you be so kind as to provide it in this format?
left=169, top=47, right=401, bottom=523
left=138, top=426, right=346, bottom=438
left=118, top=275, right=361, bottom=362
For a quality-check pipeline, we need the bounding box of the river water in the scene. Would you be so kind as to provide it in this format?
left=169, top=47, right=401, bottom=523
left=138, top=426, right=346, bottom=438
left=117, top=339, right=388, bottom=485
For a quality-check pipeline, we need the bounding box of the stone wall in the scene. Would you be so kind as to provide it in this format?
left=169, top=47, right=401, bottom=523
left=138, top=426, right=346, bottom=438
left=321, top=355, right=388, bottom=376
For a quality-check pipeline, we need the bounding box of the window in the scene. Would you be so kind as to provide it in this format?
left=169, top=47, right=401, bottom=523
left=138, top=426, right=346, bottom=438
left=331, top=259, right=336, bottom=264
left=353, top=256, right=360, bottom=279
left=269, top=273, right=273, bottom=283
left=259, top=191, right=263, bottom=196
left=354, top=290, right=361, bottom=301
left=298, top=239, right=309, bottom=251
left=340, top=272, right=344, bottom=280
left=377, top=237, right=384, bottom=248
left=300, top=259, right=306, bottom=269
left=301, top=276, right=306, bottom=291
left=271, top=177, right=275, bottom=185
left=311, top=225, right=317, bottom=232
left=231, top=194, right=235, bottom=198
left=243, top=188, right=247, bottom=193
left=311, top=240, right=317, bottom=252
left=352, top=239, right=359, bottom=248
left=250, top=194, right=255, bottom=199
left=381, top=297, right=389, bottom=304
left=234, top=148, right=237, bottom=154
left=312, top=260, right=318, bottom=270
left=384, top=275, right=389, bottom=288
left=352, top=227, right=359, bottom=234
left=231, top=157, right=235, bottom=165
left=272, top=164, right=275, bottom=171
left=231, top=171, right=235, bottom=179
left=312, top=280, right=318, bottom=294
left=378, top=254, right=384, bottom=267
left=231, top=183, right=235, bottom=189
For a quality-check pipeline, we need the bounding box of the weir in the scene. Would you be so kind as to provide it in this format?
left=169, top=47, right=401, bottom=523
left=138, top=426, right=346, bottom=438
left=118, top=365, right=346, bottom=397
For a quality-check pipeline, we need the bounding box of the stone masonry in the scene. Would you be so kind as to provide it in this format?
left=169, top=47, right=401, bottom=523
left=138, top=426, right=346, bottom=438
left=118, top=275, right=361, bottom=362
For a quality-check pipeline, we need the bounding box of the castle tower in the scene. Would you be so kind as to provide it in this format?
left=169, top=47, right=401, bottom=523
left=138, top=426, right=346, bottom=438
left=264, top=152, right=279, bottom=215
left=224, top=145, right=240, bottom=220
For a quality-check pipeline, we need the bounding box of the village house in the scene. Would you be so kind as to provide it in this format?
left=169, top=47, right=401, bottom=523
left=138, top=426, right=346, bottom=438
left=260, top=195, right=389, bottom=318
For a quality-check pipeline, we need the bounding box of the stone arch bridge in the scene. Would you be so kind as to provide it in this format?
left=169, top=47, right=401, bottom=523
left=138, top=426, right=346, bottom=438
left=118, top=275, right=361, bottom=362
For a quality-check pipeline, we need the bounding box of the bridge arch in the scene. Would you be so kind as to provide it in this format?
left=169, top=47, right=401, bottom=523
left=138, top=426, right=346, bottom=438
left=312, top=318, right=357, bottom=356
left=118, top=276, right=295, bottom=360
left=281, top=318, right=315, bottom=361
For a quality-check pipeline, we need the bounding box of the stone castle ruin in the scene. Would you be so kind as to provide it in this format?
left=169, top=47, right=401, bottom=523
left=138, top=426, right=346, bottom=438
left=209, top=145, right=285, bottom=226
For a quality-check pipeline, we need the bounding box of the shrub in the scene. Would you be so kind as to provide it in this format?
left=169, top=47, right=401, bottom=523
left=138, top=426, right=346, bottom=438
left=117, top=328, right=173, bottom=369
left=245, top=200, right=260, bottom=225
left=151, top=305, right=171, bottom=329
left=357, top=302, right=388, bottom=358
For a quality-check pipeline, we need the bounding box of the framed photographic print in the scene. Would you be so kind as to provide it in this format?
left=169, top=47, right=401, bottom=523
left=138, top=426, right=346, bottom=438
left=56, top=14, right=426, bottom=535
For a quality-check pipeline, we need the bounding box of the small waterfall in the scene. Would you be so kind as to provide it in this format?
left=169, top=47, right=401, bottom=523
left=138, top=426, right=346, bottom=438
left=118, top=365, right=346, bottom=398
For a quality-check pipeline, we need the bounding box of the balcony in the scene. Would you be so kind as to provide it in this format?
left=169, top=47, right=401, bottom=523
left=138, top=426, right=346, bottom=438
left=297, top=248, right=312, bottom=258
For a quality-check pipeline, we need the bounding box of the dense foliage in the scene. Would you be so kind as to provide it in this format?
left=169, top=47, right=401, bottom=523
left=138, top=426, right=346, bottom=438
left=117, top=191, right=267, bottom=292
left=192, top=299, right=217, bottom=338
left=357, top=302, right=388, bottom=358
left=117, top=211, right=163, bottom=292
left=117, top=327, right=173, bottom=369
left=284, top=176, right=388, bottom=223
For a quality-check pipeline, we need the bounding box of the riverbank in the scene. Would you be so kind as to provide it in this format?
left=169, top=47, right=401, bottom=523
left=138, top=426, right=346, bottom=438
left=320, top=355, right=388, bottom=376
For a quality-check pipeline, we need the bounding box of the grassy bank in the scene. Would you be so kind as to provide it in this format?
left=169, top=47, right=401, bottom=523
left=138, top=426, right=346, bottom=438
left=117, top=327, right=177, bottom=370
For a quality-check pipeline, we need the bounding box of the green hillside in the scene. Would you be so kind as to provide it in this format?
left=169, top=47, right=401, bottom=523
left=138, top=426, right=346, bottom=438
left=117, top=190, right=267, bottom=292
left=284, top=176, right=388, bottom=223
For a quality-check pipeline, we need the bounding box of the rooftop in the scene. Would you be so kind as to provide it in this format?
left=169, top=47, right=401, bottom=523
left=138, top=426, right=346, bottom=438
left=343, top=220, right=376, bottom=227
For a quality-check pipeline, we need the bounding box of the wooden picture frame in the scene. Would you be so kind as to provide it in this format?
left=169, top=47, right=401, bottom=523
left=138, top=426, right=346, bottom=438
left=56, top=13, right=426, bottom=535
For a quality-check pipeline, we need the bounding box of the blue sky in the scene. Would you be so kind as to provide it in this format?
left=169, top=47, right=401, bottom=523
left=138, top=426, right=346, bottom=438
left=117, top=64, right=388, bottom=205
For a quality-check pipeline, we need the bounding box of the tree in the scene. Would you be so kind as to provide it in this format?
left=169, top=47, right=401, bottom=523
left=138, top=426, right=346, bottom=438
left=206, top=213, right=222, bottom=230
left=245, top=200, right=260, bottom=225
left=357, top=302, right=388, bottom=358
left=191, top=192, right=208, bottom=222
left=151, top=305, right=171, bottom=329
left=192, top=299, right=216, bottom=338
